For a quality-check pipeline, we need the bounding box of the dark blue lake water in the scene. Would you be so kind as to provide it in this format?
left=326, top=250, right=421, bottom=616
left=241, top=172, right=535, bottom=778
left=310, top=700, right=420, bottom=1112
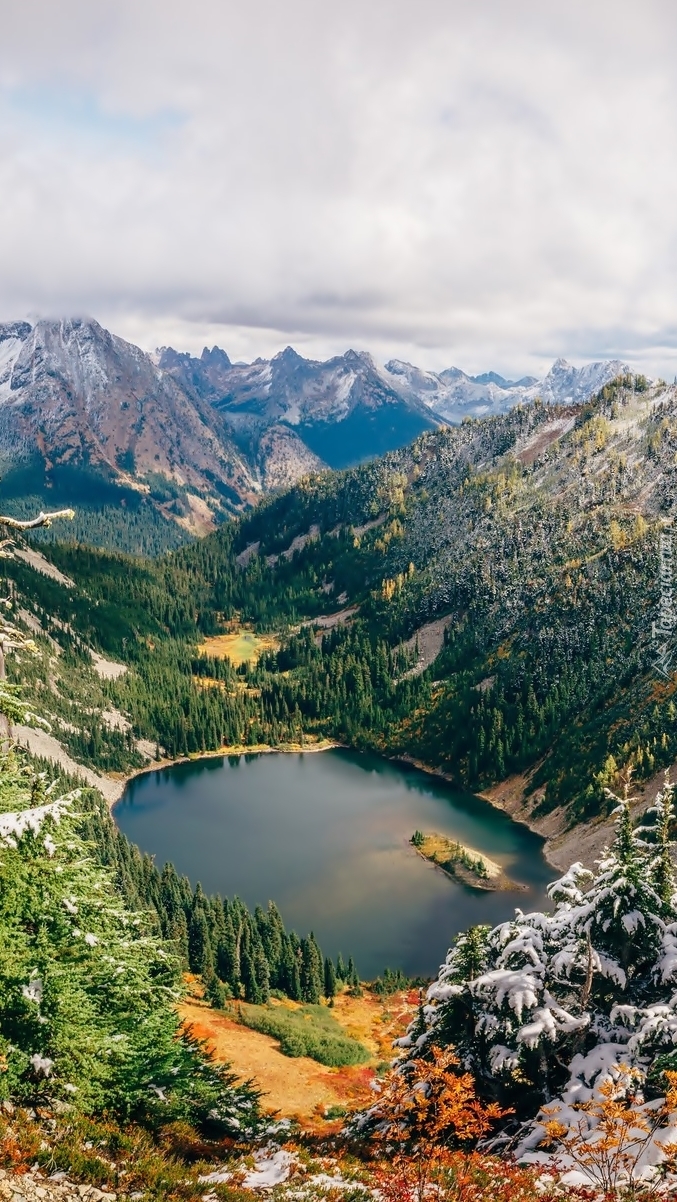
left=114, top=748, right=553, bottom=978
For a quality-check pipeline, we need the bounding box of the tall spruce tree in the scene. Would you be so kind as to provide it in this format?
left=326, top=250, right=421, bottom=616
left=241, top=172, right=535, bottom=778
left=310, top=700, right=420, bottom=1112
left=300, top=935, right=323, bottom=1003
left=324, top=955, right=337, bottom=1000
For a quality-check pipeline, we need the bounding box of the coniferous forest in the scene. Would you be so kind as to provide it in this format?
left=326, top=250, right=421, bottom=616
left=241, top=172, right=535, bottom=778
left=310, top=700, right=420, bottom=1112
left=5, top=377, right=677, bottom=1198
left=79, top=790, right=358, bottom=1009
left=2, top=372, right=675, bottom=824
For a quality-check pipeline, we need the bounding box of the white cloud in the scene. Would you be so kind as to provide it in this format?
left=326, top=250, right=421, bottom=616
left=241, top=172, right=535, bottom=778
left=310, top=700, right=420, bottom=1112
left=1, top=0, right=676, bottom=378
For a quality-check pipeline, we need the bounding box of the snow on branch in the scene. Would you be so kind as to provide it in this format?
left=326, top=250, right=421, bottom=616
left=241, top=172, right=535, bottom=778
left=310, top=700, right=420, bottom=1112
left=0, top=790, right=80, bottom=849
left=0, top=508, right=75, bottom=530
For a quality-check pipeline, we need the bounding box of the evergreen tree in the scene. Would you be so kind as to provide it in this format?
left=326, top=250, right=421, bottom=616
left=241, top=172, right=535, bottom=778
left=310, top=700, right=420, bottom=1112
left=204, top=969, right=229, bottom=1009
left=216, top=912, right=240, bottom=992
left=399, top=778, right=677, bottom=1148
left=642, top=774, right=677, bottom=917
left=0, top=760, right=262, bottom=1135
left=280, top=938, right=302, bottom=1001
left=188, top=903, right=213, bottom=975
left=254, top=943, right=271, bottom=1004
left=300, top=936, right=323, bottom=1004
left=324, top=955, right=337, bottom=1000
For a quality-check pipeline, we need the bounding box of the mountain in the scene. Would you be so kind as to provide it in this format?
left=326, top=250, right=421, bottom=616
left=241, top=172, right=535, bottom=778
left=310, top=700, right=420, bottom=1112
left=2, top=368, right=675, bottom=1189
left=0, top=317, right=260, bottom=546
left=0, top=315, right=638, bottom=553
left=156, top=343, right=440, bottom=470
left=6, top=365, right=664, bottom=844
left=383, top=356, right=631, bottom=422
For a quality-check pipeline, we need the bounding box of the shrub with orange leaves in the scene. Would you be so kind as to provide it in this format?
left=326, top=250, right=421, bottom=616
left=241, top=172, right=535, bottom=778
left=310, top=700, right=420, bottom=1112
left=368, top=1045, right=508, bottom=1202
left=540, top=1066, right=677, bottom=1197
left=372, top=1044, right=506, bottom=1151
left=374, top=1151, right=572, bottom=1202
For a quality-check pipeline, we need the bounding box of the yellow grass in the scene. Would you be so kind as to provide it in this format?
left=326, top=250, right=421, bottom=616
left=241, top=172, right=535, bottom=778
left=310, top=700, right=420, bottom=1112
left=178, top=986, right=417, bottom=1128
left=416, top=832, right=502, bottom=880
left=198, top=628, right=279, bottom=666
left=412, top=831, right=522, bottom=891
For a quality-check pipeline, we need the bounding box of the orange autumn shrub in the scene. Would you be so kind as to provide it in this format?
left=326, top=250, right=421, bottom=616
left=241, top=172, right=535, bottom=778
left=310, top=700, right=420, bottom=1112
left=369, top=1045, right=509, bottom=1202
left=374, top=1151, right=578, bottom=1202
left=542, top=1067, right=677, bottom=1198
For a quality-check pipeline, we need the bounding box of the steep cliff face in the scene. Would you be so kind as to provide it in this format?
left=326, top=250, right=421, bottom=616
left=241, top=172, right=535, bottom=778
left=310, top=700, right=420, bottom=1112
left=0, top=316, right=640, bottom=549
left=157, top=344, right=440, bottom=470
left=0, top=318, right=260, bottom=531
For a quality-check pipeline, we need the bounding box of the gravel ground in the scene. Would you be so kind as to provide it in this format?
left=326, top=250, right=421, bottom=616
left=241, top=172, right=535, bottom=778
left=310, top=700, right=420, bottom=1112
left=0, top=1168, right=117, bottom=1202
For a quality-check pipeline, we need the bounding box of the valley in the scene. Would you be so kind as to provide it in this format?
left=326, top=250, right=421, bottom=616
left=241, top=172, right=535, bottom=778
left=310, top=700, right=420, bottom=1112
left=178, top=984, right=418, bottom=1127
left=0, top=317, right=632, bottom=555
left=3, top=367, right=677, bottom=1199
left=2, top=367, right=669, bottom=837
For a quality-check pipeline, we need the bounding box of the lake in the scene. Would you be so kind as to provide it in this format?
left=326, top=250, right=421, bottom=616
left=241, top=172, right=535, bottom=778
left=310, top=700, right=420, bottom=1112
left=113, top=748, right=554, bottom=979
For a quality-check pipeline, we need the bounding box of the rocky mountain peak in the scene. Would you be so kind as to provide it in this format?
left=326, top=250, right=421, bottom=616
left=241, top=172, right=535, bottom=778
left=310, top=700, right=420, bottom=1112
left=200, top=345, right=231, bottom=369
left=0, top=321, right=32, bottom=343
left=273, top=346, right=305, bottom=365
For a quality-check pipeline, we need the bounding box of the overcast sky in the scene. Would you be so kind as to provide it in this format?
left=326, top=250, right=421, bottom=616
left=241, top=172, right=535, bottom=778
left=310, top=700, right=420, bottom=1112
left=0, top=0, right=676, bottom=378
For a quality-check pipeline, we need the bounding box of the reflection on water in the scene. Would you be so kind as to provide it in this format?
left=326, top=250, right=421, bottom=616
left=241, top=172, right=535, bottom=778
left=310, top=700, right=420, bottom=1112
left=114, top=749, right=554, bottom=978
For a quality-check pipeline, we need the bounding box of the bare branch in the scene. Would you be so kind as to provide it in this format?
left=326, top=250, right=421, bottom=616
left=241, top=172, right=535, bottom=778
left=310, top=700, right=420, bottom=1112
left=0, top=509, right=75, bottom=530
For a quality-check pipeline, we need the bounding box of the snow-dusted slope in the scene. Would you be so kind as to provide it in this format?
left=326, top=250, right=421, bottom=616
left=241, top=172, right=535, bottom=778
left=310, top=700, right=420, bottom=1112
left=537, top=357, right=631, bottom=405
left=382, top=356, right=632, bottom=423
left=0, top=318, right=259, bottom=521
left=0, top=315, right=640, bottom=532
left=158, top=344, right=439, bottom=469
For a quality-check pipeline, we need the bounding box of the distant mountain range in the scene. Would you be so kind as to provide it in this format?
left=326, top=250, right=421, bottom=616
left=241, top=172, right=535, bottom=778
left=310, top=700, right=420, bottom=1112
left=0, top=316, right=632, bottom=544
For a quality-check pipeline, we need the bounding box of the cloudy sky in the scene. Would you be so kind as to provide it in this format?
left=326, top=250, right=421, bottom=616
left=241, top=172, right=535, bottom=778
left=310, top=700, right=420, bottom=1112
left=0, top=0, right=676, bottom=378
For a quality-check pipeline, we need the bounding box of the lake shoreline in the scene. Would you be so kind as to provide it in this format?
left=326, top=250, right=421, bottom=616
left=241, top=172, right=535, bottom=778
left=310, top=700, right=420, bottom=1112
left=110, top=742, right=561, bottom=873
left=109, top=739, right=344, bottom=812
left=113, top=743, right=553, bottom=979
left=391, top=753, right=561, bottom=871
left=110, top=740, right=560, bottom=877
left=410, top=830, right=526, bottom=892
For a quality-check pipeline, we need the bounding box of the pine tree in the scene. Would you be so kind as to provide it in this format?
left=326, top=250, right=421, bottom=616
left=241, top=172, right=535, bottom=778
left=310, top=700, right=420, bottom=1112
left=204, top=969, right=228, bottom=1009
left=280, top=938, right=302, bottom=1001
left=644, top=774, right=677, bottom=917
left=0, top=757, right=262, bottom=1136
left=240, top=940, right=260, bottom=1004
left=300, top=936, right=322, bottom=1003
left=399, top=779, right=677, bottom=1145
left=324, top=955, right=337, bottom=1000
left=188, top=905, right=213, bottom=975
left=217, top=912, right=240, bottom=992
left=254, top=944, right=271, bottom=1004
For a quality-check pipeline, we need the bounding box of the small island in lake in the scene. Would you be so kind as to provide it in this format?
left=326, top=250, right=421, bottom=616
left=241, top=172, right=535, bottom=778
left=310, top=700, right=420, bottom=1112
left=410, top=830, right=524, bottom=892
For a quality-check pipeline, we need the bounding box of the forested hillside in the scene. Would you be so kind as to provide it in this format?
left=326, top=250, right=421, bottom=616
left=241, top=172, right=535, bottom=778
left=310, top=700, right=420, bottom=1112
left=4, top=373, right=677, bottom=1197
left=2, top=371, right=674, bottom=834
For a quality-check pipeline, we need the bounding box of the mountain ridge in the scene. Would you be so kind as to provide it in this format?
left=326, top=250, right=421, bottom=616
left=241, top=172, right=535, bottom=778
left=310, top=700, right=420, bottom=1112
left=0, top=315, right=636, bottom=551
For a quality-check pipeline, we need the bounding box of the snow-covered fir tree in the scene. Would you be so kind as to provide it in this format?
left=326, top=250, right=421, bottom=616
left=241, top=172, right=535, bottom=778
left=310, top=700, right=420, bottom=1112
left=392, top=774, right=677, bottom=1179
